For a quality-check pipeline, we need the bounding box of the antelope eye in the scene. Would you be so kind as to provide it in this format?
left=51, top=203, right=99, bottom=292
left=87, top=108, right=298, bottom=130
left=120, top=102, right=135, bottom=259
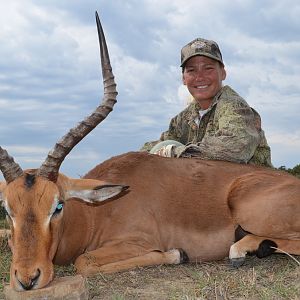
left=53, top=202, right=64, bottom=216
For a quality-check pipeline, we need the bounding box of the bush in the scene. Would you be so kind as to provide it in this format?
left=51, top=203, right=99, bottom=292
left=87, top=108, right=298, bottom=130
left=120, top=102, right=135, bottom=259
left=278, top=164, right=300, bottom=179
left=0, top=206, right=6, bottom=220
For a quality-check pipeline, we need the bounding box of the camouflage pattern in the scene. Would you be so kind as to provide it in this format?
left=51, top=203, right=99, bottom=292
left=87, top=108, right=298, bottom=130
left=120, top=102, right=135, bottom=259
left=180, top=38, right=223, bottom=67
left=141, top=85, right=272, bottom=167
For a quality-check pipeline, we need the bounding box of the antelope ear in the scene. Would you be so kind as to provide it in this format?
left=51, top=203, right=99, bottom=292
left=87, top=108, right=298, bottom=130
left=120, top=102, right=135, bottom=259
left=67, top=184, right=129, bottom=203
left=57, top=174, right=129, bottom=203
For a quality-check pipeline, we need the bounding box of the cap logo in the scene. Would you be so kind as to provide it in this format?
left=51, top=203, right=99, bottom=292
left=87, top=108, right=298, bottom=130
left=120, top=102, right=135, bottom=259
left=191, top=40, right=206, bottom=50
left=181, top=38, right=223, bottom=67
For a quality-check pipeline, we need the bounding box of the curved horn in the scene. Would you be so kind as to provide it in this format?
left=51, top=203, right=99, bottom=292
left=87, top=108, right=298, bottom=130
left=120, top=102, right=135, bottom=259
left=38, top=12, right=118, bottom=182
left=0, top=147, right=23, bottom=183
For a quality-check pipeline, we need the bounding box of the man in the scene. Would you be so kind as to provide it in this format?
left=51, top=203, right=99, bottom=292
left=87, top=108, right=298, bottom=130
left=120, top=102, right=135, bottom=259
left=141, top=38, right=272, bottom=167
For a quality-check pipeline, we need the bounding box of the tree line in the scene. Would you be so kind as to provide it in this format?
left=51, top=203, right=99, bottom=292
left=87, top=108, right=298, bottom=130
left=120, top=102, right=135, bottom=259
left=278, top=164, right=300, bottom=179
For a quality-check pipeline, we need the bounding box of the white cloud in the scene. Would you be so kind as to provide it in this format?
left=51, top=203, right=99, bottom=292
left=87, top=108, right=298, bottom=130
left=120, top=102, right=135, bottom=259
left=0, top=99, right=77, bottom=112
left=3, top=145, right=48, bottom=154
left=0, top=0, right=299, bottom=178
left=114, top=54, right=160, bottom=97
left=268, top=131, right=300, bottom=168
left=269, top=131, right=300, bottom=148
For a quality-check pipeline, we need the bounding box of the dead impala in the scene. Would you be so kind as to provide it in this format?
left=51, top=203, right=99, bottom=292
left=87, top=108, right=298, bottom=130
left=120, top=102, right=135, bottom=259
left=0, top=12, right=300, bottom=292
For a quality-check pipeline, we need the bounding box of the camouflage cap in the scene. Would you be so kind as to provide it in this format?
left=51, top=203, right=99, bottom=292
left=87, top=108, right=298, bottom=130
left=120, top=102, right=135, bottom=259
left=180, top=38, right=223, bottom=67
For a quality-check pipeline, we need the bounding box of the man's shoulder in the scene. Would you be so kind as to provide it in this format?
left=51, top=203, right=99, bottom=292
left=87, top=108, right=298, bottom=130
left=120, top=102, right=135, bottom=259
left=217, top=85, right=250, bottom=108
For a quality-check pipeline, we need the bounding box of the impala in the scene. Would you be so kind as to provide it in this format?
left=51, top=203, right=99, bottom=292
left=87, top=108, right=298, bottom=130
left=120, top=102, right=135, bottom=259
left=0, top=12, right=300, bottom=292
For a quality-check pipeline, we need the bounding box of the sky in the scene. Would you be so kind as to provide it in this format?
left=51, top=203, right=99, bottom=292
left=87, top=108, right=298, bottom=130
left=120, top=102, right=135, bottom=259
left=0, top=0, right=299, bottom=179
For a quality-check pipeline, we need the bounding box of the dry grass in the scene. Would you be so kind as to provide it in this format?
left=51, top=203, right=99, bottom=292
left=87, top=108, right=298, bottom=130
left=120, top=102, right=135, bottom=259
left=83, top=256, right=300, bottom=299
left=1, top=223, right=299, bottom=300
left=0, top=238, right=11, bottom=292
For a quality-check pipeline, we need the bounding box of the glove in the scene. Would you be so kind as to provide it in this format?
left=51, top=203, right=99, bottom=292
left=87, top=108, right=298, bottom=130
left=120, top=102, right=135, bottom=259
left=153, top=144, right=175, bottom=157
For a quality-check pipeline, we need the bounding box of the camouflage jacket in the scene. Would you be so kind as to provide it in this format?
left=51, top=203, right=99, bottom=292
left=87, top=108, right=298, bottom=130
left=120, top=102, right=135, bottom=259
left=141, top=85, right=272, bottom=167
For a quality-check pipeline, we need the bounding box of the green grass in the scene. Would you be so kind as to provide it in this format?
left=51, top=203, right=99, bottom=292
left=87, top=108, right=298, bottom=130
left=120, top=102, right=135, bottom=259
left=0, top=219, right=7, bottom=229
left=0, top=233, right=11, bottom=292
left=0, top=207, right=6, bottom=220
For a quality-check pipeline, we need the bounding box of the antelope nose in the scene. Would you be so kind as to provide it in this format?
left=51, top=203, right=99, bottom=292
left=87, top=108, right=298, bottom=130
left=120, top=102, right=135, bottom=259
left=15, top=268, right=41, bottom=290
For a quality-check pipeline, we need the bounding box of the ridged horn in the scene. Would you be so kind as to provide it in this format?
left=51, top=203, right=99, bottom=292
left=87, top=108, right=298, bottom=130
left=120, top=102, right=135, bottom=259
left=37, top=12, right=117, bottom=182
left=0, top=146, right=23, bottom=183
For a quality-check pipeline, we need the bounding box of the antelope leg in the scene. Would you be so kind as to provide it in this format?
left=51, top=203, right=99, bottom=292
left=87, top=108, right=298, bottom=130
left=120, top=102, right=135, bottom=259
left=75, top=244, right=188, bottom=276
left=229, top=234, right=300, bottom=267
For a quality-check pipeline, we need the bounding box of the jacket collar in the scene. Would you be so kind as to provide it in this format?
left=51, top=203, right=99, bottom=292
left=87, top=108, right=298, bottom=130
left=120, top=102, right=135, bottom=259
left=187, top=85, right=228, bottom=125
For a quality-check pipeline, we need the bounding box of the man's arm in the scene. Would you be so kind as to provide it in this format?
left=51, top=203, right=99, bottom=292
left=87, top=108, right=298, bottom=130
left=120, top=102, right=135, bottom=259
left=140, top=114, right=184, bottom=152
left=177, top=101, right=261, bottom=163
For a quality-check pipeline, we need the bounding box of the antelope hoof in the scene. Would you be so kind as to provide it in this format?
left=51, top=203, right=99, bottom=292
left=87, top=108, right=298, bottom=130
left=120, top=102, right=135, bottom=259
left=178, top=248, right=189, bottom=263
left=230, top=257, right=245, bottom=268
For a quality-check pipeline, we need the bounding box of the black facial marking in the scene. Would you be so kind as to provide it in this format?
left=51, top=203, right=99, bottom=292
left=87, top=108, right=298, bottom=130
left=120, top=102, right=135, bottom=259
left=21, top=210, right=37, bottom=242
left=25, top=173, right=36, bottom=188
left=26, top=210, right=36, bottom=223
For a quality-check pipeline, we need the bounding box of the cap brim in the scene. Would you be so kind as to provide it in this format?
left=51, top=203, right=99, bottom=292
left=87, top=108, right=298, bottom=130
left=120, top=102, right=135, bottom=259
left=180, top=53, right=224, bottom=67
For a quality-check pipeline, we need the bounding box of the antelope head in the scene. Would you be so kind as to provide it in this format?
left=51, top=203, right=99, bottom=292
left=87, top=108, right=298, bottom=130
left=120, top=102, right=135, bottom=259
left=0, top=12, right=126, bottom=291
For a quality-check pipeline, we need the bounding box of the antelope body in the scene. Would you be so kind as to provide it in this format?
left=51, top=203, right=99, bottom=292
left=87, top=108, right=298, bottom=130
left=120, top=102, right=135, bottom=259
left=0, top=13, right=300, bottom=292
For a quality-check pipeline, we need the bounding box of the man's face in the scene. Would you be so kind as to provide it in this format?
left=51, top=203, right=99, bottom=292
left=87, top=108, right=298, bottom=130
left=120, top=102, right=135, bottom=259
left=182, top=56, right=226, bottom=108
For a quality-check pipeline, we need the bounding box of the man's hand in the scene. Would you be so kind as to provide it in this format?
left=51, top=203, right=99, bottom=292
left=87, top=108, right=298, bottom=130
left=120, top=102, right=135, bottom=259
left=153, top=145, right=175, bottom=157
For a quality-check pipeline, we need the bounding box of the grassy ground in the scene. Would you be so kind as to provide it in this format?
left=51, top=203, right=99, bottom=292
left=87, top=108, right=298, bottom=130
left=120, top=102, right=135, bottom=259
left=0, top=220, right=299, bottom=300
left=83, top=256, right=300, bottom=300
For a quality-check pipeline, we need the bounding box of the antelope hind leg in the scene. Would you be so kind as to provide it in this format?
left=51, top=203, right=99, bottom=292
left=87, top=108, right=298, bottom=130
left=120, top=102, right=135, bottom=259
left=75, top=244, right=188, bottom=276
left=229, top=234, right=300, bottom=267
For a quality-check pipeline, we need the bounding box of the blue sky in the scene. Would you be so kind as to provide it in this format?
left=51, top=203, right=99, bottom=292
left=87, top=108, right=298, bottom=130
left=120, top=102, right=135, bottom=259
left=0, top=0, right=299, bottom=179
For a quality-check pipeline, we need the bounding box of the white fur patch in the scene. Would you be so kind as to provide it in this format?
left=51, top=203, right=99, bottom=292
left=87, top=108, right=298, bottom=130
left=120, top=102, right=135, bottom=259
left=3, top=200, right=15, bottom=227
left=44, top=194, right=61, bottom=227
left=229, top=243, right=246, bottom=259
left=167, top=249, right=181, bottom=264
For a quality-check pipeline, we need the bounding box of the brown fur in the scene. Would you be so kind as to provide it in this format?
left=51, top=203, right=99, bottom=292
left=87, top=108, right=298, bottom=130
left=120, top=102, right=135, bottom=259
left=2, top=152, right=300, bottom=290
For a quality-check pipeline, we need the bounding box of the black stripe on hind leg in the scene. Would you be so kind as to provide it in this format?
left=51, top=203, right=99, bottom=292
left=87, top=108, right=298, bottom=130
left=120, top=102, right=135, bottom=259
left=252, top=239, right=278, bottom=258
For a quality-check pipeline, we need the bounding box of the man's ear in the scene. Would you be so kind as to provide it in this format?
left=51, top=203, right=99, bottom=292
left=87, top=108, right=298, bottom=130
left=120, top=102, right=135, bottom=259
left=182, top=73, right=187, bottom=85
left=221, top=67, right=226, bottom=81
left=57, top=174, right=129, bottom=203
